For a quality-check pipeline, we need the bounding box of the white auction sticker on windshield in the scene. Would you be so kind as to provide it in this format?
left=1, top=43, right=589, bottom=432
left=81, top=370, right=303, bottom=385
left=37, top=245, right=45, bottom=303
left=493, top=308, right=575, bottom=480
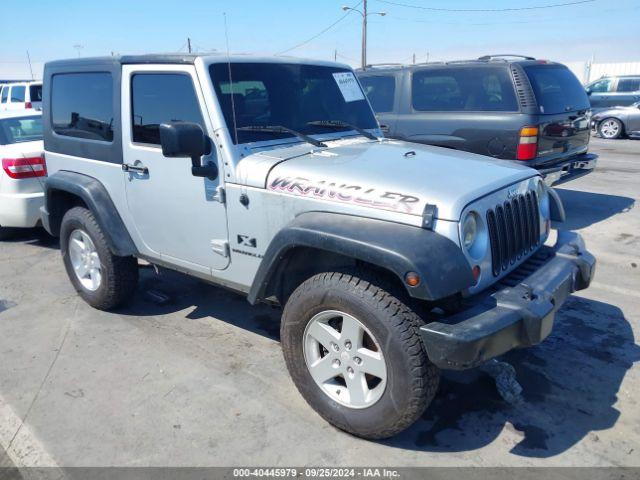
left=333, top=72, right=365, bottom=102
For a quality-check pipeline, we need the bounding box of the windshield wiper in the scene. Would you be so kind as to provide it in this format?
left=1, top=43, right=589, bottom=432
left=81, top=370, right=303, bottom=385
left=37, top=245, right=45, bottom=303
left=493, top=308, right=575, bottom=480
left=307, top=120, right=379, bottom=140
left=236, top=125, right=327, bottom=148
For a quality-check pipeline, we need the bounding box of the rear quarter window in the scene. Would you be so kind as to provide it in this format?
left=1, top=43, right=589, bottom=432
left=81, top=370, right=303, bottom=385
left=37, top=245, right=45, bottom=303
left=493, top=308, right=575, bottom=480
left=524, top=65, right=590, bottom=114
left=359, top=75, right=396, bottom=112
left=51, top=73, right=114, bottom=142
left=617, top=78, right=640, bottom=93
left=411, top=66, right=518, bottom=112
left=29, top=84, right=43, bottom=102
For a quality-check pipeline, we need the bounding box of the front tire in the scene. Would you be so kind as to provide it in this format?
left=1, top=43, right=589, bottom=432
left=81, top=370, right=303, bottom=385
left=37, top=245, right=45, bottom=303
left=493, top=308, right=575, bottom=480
left=598, top=117, right=624, bottom=139
left=60, top=207, right=138, bottom=310
left=281, top=270, right=439, bottom=439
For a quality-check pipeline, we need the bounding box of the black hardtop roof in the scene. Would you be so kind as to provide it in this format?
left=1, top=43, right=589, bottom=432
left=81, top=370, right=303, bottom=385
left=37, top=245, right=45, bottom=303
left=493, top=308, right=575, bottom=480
left=45, top=53, right=200, bottom=69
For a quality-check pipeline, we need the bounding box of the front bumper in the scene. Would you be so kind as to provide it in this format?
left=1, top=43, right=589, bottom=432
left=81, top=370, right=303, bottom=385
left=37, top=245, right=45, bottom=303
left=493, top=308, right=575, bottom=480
left=539, top=153, right=598, bottom=186
left=420, top=231, right=595, bottom=370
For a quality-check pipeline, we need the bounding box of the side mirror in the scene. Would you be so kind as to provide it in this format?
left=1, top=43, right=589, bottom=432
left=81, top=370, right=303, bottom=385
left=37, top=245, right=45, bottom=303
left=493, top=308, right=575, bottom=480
left=586, top=89, right=592, bottom=96
left=159, top=122, right=217, bottom=180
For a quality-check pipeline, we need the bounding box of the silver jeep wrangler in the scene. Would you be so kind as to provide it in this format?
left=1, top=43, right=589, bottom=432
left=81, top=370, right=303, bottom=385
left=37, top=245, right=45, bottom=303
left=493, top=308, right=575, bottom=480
left=41, top=54, right=595, bottom=439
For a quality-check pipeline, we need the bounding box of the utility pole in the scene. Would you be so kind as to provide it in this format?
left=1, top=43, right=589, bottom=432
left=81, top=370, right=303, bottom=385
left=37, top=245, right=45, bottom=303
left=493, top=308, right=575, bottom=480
left=361, top=0, right=367, bottom=70
left=26, top=50, right=34, bottom=80
left=187, top=37, right=192, bottom=53
left=342, top=2, right=385, bottom=70
left=412, top=53, right=416, bottom=65
left=334, top=49, right=337, bottom=61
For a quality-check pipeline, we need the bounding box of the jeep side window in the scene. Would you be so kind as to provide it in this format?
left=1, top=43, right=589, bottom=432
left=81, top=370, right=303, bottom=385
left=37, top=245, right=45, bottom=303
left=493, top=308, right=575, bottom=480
left=617, top=78, right=640, bottom=93
left=131, top=74, right=204, bottom=146
left=52, top=73, right=114, bottom=142
left=359, top=75, right=395, bottom=112
left=10, top=86, right=25, bottom=103
left=0, top=87, right=7, bottom=103
left=411, top=67, right=518, bottom=112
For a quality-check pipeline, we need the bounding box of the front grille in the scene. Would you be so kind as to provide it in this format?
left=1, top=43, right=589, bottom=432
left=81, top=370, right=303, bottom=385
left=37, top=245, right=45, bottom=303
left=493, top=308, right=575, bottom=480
left=486, top=191, right=540, bottom=277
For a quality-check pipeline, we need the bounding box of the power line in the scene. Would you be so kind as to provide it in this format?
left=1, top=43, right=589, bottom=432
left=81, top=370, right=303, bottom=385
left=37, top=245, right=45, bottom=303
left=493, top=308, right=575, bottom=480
left=275, top=1, right=363, bottom=55
left=374, top=0, right=596, bottom=13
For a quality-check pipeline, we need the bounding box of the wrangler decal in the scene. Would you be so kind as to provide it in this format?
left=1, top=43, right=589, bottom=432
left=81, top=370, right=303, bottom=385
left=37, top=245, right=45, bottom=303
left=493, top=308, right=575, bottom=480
left=268, top=176, right=420, bottom=213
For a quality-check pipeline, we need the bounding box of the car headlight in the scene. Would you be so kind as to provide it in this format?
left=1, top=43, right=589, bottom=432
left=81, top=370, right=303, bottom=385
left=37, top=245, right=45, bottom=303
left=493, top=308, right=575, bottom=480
left=462, top=212, right=478, bottom=250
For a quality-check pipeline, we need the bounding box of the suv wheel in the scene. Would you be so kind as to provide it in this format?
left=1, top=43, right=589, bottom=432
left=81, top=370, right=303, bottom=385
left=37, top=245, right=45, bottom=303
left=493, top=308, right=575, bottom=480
left=281, top=270, right=439, bottom=439
left=598, top=117, right=623, bottom=139
left=60, top=207, right=138, bottom=310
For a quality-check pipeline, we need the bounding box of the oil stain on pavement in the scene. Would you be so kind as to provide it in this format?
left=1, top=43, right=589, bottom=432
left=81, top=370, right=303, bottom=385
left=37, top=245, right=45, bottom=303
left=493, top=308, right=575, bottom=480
left=385, top=296, right=640, bottom=458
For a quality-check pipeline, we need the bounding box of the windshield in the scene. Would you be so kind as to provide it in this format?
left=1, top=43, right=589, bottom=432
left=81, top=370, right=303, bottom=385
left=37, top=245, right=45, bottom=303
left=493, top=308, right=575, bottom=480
left=0, top=115, right=43, bottom=144
left=524, top=65, right=590, bottom=114
left=209, top=63, right=378, bottom=144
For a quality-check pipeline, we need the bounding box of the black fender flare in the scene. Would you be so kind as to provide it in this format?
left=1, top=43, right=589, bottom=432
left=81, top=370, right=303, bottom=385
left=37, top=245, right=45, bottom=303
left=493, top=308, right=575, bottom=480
left=548, top=186, right=566, bottom=223
left=42, top=171, right=138, bottom=257
left=247, top=211, right=474, bottom=304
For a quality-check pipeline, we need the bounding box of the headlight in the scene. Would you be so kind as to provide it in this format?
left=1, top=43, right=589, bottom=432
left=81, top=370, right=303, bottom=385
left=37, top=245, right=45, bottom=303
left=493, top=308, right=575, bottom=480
left=462, top=212, right=478, bottom=250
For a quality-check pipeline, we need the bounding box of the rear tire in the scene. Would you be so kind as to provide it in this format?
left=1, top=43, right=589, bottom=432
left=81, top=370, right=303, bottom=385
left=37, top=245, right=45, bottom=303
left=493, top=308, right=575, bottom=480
left=598, top=117, right=624, bottom=139
left=60, top=207, right=138, bottom=310
left=281, top=269, right=439, bottom=439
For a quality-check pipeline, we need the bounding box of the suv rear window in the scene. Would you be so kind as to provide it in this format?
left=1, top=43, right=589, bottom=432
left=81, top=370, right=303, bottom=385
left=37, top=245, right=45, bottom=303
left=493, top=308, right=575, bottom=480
left=359, top=75, right=395, bottom=112
left=52, top=73, right=113, bottom=142
left=617, top=78, right=640, bottom=93
left=411, top=66, right=518, bottom=112
left=29, top=84, right=42, bottom=102
left=524, top=65, right=589, bottom=114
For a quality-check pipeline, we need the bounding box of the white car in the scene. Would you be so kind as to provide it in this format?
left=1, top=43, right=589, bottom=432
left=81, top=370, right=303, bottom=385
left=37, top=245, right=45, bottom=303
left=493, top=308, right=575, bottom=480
left=0, top=110, right=45, bottom=239
left=0, top=81, right=43, bottom=111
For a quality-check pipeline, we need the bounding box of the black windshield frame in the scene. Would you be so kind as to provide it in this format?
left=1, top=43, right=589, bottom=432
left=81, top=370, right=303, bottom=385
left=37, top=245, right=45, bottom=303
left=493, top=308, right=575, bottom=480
left=209, top=62, right=378, bottom=145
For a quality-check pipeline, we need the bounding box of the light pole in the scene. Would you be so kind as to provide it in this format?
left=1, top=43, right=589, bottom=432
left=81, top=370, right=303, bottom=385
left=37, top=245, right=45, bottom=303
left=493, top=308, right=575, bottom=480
left=342, top=1, right=386, bottom=69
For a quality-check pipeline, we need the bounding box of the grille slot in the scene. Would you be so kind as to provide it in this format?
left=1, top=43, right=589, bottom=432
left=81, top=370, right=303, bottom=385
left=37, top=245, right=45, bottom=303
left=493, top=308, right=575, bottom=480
left=486, top=191, right=540, bottom=277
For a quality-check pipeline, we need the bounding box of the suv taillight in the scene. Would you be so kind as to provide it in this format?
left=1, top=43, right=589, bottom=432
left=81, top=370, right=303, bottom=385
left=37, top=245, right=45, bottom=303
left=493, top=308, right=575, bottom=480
left=516, top=126, right=538, bottom=161
left=25, top=101, right=32, bottom=109
left=2, top=156, right=47, bottom=179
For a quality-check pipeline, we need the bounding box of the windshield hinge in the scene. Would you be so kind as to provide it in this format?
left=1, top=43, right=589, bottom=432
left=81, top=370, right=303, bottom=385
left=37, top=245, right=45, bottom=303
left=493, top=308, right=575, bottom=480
left=211, top=240, right=229, bottom=258
left=208, top=186, right=226, bottom=204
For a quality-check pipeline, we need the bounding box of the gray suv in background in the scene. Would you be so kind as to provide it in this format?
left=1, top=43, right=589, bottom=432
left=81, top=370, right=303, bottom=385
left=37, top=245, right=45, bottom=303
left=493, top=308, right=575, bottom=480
left=586, top=75, right=640, bottom=111
left=357, top=55, right=597, bottom=185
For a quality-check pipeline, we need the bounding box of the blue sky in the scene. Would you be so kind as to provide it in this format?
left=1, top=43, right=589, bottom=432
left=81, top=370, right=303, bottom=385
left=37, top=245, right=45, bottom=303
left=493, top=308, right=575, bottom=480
left=1, top=0, right=639, bottom=79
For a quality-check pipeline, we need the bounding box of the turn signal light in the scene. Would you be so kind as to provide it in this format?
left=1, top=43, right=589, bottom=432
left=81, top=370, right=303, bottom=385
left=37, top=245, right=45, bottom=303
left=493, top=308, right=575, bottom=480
left=405, top=272, right=421, bottom=287
left=516, top=126, right=538, bottom=161
left=2, top=156, right=47, bottom=179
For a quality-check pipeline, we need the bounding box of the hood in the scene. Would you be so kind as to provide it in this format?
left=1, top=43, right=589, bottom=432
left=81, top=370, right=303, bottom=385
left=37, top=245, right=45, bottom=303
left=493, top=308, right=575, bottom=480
left=235, top=138, right=537, bottom=221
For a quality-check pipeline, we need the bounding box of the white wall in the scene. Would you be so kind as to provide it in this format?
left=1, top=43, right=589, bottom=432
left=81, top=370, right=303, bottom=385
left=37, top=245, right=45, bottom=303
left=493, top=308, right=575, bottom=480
left=565, top=61, right=640, bottom=84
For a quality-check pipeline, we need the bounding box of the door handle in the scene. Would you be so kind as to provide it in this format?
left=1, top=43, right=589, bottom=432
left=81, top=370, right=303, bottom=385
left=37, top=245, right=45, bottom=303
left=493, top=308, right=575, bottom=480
left=122, top=163, right=149, bottom=175
left=379, top=124, right=390, bottom=133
